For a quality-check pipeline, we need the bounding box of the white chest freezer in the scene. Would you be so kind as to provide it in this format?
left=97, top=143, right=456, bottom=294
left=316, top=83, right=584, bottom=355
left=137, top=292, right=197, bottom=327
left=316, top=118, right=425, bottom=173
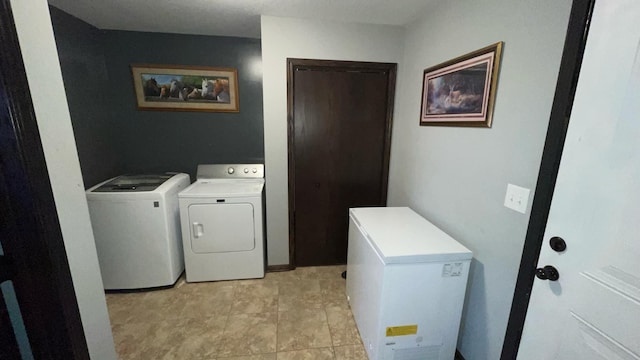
left=346, top=207, right=472, bottom=360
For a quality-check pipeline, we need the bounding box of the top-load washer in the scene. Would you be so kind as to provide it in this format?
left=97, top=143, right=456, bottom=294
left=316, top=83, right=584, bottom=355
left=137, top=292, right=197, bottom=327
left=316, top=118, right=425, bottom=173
left=86, top=173, right=190, bottom=290
left=178, top=164, right=265, bottom=282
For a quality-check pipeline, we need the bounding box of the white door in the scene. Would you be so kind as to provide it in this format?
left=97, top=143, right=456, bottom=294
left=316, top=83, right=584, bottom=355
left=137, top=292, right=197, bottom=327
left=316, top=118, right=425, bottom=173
left=517, top=1, right=640, bottom=359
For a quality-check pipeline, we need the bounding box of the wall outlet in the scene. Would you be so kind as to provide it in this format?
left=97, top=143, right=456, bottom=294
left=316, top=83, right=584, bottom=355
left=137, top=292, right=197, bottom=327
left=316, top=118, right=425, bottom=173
left=504, top=184, right=530, bottom=214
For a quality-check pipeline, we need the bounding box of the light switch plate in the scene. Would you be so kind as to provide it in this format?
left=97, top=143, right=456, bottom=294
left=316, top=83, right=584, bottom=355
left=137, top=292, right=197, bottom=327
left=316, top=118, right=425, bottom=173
left=504, top=184, right=530, bottom=214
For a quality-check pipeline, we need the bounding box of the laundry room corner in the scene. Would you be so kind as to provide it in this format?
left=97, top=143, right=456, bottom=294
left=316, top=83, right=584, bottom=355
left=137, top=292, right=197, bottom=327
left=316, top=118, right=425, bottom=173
left=49, top=8, right=266, bottom=186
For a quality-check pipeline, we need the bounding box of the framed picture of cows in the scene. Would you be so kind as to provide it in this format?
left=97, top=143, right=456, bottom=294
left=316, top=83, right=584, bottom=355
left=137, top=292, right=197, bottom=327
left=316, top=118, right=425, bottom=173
left=131, top=64, right=239, bottom=112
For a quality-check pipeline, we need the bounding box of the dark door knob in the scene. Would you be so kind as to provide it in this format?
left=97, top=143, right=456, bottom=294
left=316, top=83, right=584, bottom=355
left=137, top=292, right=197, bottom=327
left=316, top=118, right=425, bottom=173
left=549, top=237, right=566, bottom=252
left=535, top=265, right=560, bottom=281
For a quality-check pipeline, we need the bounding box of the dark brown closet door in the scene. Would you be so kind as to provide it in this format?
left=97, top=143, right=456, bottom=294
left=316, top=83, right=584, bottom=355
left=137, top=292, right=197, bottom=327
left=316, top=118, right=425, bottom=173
left=288, top=59, right=396, bottom=266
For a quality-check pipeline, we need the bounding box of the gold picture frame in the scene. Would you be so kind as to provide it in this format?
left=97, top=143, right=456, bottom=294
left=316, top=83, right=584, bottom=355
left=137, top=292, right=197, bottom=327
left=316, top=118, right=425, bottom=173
left=131, top=64, right=239, bottom=112
left=420, top=42, right=503, bottom=127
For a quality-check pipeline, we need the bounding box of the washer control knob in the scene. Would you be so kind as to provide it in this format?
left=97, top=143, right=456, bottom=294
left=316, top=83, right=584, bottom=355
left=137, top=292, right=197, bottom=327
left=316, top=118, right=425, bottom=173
left=243, top=168, right=249, bottom=174
left=252, top=168, right=257, bottom=173
left=227, top=167, right=234, bottom=174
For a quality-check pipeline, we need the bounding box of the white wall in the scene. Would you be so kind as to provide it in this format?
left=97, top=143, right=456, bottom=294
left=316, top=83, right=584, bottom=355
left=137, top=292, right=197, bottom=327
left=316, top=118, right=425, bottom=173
left=10, top=0, right=117, bottom=358
left=261, top=16, right=405, bottom=265
left=387, top=1, right=571, bottom=359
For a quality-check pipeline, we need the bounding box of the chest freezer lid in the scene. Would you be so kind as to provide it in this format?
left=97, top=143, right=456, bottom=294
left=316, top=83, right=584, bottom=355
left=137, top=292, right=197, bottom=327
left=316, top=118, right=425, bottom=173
left=349, top=207, right=472, bottom=264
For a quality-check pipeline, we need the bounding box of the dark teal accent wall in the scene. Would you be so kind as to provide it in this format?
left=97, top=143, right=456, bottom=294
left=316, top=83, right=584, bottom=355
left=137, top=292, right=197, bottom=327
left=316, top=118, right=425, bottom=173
left=50, top=6, right=120, bottom=187
left=101, top=30, right=264, bottom=180
left=50, top=7, right=264, bottom=185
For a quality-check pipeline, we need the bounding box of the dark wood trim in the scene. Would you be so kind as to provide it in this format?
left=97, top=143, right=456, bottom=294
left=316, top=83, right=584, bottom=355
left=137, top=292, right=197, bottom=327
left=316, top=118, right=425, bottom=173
left=0, top=0, right=89, bottom=358
left=266, top=264, right=294, bottom=272
left=286, top=58, right=397, bottom=268
left=500, top=0, right=595, bottom=358
left=381, top=63, right=397, bottom=203
left=286, top=58, right=296, bottom=270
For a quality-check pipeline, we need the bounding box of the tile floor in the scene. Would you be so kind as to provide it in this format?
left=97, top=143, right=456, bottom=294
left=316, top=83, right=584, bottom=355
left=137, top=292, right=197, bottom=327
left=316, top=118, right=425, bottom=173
left=106, top=266, right=368, bottom=360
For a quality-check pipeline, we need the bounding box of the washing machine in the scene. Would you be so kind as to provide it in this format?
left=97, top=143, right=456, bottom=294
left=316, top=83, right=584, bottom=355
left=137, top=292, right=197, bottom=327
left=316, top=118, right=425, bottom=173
left=86, top=173, right=190, bottom=290
left=178, top=164, right=265, bottom=282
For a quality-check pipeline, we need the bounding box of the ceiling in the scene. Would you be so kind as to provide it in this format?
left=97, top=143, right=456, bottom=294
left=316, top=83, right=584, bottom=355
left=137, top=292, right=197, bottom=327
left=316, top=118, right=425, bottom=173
left=47, top=0, right=437, bottom=39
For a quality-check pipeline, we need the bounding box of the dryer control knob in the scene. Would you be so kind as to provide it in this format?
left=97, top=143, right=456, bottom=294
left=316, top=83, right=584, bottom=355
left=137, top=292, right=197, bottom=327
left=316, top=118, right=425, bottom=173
left=227, top=167, right=234, bottom=174
left=252, top=168, right=257, bottom=173
left=244, top=168, right=249, bottom=173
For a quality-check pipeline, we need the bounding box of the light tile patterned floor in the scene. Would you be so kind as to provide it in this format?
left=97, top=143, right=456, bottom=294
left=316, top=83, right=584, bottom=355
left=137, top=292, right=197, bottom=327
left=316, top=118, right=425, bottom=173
left=106, top=266, right=368, bottom=360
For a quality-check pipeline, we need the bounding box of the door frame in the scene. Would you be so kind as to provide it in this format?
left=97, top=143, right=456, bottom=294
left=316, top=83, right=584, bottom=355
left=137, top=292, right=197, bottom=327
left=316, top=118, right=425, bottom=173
left=500, top=0, right=596, bottom=358
left=0, top=0, right=89, bottom=357
left=285, top=58, right=397, bottom=269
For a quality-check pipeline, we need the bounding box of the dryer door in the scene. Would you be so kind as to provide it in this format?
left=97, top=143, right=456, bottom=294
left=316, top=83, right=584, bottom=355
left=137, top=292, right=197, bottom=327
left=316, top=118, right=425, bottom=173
left=188, top=203, right=255, bottom=253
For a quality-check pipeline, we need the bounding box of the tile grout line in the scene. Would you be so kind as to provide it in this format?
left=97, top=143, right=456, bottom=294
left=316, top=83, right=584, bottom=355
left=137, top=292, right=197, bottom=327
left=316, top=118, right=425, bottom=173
left=275, top=279, right=281, bottom=357
left=321, top=297, right=338, bottom=360
left=217, top=282, right=235, bottom=359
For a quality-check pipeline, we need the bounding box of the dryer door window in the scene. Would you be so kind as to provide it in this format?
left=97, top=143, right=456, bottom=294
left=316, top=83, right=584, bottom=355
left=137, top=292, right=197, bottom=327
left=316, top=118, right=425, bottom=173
left=188, top=203, right=255, bottom=253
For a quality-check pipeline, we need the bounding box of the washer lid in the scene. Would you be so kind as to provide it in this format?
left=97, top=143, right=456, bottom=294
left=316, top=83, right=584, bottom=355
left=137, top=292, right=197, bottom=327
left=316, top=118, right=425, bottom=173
left=179, top=179, right=265, bottom=198
left=91, top=174, right=173, bottom=192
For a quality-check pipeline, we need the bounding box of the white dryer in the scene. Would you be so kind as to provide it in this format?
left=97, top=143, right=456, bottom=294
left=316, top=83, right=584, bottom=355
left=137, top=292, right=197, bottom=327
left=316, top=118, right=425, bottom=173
left=178, top=164, right=265, bottom=282
left=86, top=173, right=190, bottom=290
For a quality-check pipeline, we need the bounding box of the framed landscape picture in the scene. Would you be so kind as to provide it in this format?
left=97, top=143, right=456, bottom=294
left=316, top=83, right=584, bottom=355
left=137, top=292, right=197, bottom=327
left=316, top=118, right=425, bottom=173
left=131, top=64, right=239, bottom=112
left=420, top=42, right=503, bottom=127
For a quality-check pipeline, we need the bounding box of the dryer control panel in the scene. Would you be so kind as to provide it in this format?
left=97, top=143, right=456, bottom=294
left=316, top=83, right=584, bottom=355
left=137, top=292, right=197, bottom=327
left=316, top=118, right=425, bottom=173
left=196, top=164, right=264, bottom=180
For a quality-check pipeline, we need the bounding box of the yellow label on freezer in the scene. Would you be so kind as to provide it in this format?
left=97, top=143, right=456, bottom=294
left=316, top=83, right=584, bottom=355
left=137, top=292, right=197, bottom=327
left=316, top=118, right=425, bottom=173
left=385, top=325, right=418, bottom=337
